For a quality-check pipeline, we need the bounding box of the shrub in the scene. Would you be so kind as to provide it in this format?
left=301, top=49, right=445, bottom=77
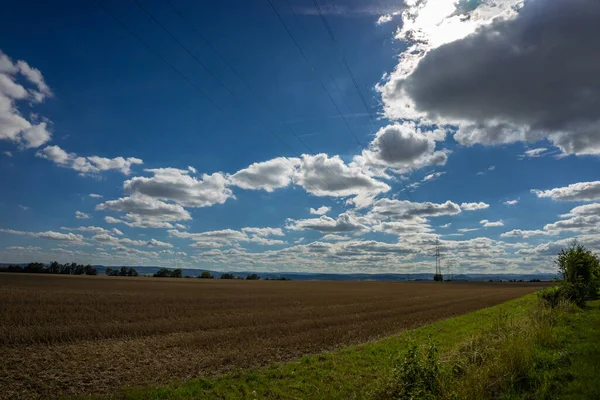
left=376, top=340, right=441, bottom=399
left=555, top=242, right=600, bottom=306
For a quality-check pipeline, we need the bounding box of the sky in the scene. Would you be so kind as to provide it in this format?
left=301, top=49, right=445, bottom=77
left=1, top=0, right=599, bottom=274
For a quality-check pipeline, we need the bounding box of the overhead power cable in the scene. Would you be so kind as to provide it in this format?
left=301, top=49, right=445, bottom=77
left=91, top=0, right=349, bottom=210
left=265, top=0, right=363, bottom=147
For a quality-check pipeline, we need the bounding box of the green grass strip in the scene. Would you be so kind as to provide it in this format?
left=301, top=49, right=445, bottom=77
left=116, top=295, right=541, bottom=399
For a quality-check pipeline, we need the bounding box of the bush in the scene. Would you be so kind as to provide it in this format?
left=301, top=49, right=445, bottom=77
left=538, top=286, right=567, bottom=308
left=376, top=340, right=441, bottom=399
left=555, top=242, right=600, bottom=306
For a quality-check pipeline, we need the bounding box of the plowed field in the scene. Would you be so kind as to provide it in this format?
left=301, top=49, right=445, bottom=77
left=0, top=274, right=545, bottom=399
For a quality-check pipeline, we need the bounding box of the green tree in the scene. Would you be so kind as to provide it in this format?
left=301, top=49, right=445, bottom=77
left=556, top=242, right=600, bottom=305
left=220, top=273, right=234, bottom=279
left=246, top=273, right=260, bottom=280
left=84, top=265, right=97, bottom=275
left=171, top=268, right=183, bottom=278
left=127, top=268, right=139, bottom=277
left=433, top=274, right=443, bottom=282
left=153, top=268, right=172, bottom=277
left=198, top=271, right=214, bottom=279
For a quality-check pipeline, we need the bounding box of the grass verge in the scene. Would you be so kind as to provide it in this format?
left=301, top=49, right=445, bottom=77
left=113, top=294, right=600, bottom=399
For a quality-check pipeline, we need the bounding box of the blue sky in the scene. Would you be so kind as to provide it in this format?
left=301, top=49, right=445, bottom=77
left=1, top=0, right=599, bottom=274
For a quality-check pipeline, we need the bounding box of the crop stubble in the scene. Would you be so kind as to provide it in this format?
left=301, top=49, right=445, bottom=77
left=0, top=274, right=544, bottom=399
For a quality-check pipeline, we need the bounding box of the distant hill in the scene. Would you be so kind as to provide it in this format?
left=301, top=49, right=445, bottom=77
left=0, top=263, right=559, bottom=281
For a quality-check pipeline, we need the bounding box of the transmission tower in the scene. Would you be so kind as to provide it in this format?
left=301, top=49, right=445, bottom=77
left=434, top=240, right=443, bottom=281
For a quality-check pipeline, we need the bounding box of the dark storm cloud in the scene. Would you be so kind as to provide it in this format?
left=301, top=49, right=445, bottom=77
left=402, top=0, right=600, bottom=154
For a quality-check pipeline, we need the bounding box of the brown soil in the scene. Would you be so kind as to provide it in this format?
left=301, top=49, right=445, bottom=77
left=0, top=273, right=545, bottom=399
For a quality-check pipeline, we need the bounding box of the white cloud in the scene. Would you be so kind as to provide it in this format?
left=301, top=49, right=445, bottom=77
left=37, top=145, right=143, bottom=175
left=61, top=226, right=123, bottom=236
left=75, top=211, right=91, bottom=219
left=543, top=216, right=600, bottom=234
left=124, top=168, right=233, bottom=208
left=500, top=229, right=553, bottom=239
left=147, top=238, right=174, bottom=248
left=520, top=148, right=548, bottom=158
left=378, top=0, right=600, bottom=157
left=480, top=219, right=504, bottom=228
left=294, top=154, right=390, bottom=208
left=504, top=199, right=519, bottom=206
left=97, top=195, right=192, bottom=229
left=532, top=181, right=600, bottom=202
left=0, top=228, right=86, bottom=245
left=310, top=206, right=331, bottom=215
left=561, top=203, right=600, bottom=218
left=370, top=199, right=461, bottom=220
left=460, top=202, right=490, bottom=211
left=169, top=227, right=284, bottom=247
left=407, top=171, right=446, bottom=191
left=287, top=213, right=369, bottom=233
left=229, top=157, right=300, bottom=192
left=376, top=14, right=393, bottom=25
left=3, top=151, right=12, bottom=157
left=89, top=193, right=102, bottom=198
left=0, top=50, right=53, bottom=149
left=355, top=122, right=448, bottom=173
left=439, top=223, right=451, bottom=228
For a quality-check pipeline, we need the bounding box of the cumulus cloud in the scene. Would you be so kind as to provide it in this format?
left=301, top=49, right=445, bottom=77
left=75, top=211, right=90, bottom=219
left=460, top=202, right=490, bottom=211
left=287, top=213, right=369, bottom=233
left=294, top=154, right=390, bottom=208
left=61, top=226, right=123, bottom=236
left=520, top=148, right=549, bottom=159
left=0, top=228, right=86, bottom=245
left=561, top=203, right=600, bottom=217
left=356, top=122, right=448, bottom=172
left=147, top=238, right=174, bottom=248
left=229, top=157, right=300, bottom=192
left=124, top=168, right=233, bottom=208
left=97, top=195, right=192, bottom=229
left=380, top=0, right=600, bottom=156
left=504, top=199, right=519, bottom=206
left=376, top=14, right=393, bottom=25
left=37, top=145, right=143, bottom=175
left=532, top=181, right=600, bottom=202
left=310, top=206, right=331, bottom=215
left=500, top=229, right=553, bottom=239
left=0, top=50, right=53, bottom=148
left=89, top=193, right=102, bottom=199
left=543, top=216, right=600, bottom=234
left=169, top=227, right=284, bottom=247
left=369, top=199, right=461, bottom=221
left=480, top=219, right=504, bottom=228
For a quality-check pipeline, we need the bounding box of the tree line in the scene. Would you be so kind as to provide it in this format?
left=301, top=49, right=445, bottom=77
left=0, top=262, right=97, bottom=275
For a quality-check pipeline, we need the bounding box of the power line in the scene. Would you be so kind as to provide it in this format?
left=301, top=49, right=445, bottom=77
left=91, top=0, right=346, bottom=210
left=311, top=0, right=377, bottom=124
left=164, top=0, right=315, bottom=154
left=265, top=0, right=363, bottom=147
left=90, top=0, right=227, bottom=115
left=282, top=0, right=358, bottom=125
left=309, top=0, right=415, bottom=202
left=157, top=0, right=360, bottom=200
